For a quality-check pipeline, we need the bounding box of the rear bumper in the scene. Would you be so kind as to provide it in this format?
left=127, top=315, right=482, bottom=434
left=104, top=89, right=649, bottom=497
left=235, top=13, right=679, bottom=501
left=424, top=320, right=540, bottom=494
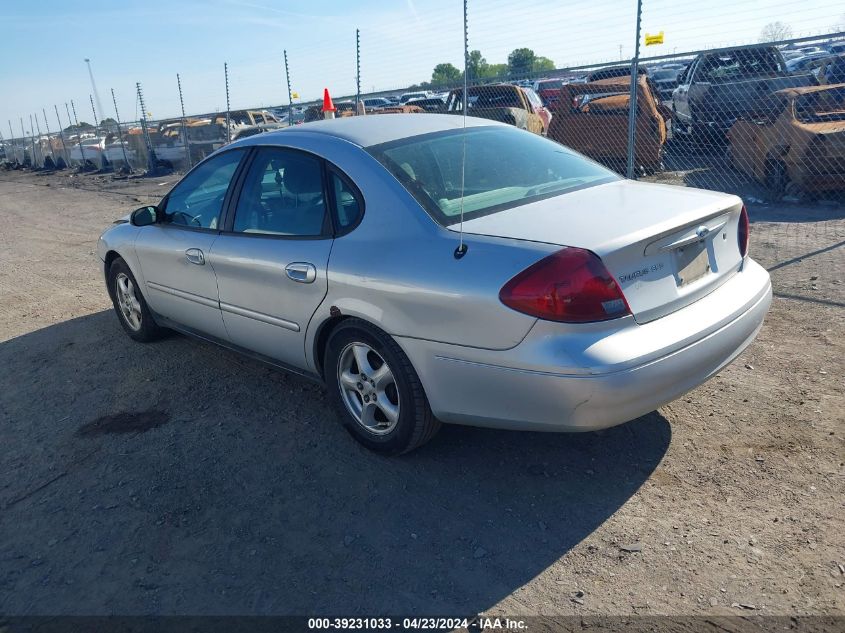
left=398, top=259, right=772, bottom=432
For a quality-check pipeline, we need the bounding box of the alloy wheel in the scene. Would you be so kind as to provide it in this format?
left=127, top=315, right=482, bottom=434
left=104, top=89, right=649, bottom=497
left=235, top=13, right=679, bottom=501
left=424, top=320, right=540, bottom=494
left=337, top=342, right=400, bottom=435
left=115, top=272, right=142, bottom=331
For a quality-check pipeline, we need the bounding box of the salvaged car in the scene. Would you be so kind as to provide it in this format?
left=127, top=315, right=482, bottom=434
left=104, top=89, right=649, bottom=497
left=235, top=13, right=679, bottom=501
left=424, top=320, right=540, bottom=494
left=186, top=110, right=283, bottom=161
left=727, top=84, right=845, bottom=197
left=445, top=84, right=549, bottom=135
left=547, top=75, right=667, bottom=173
left=673, top=45, right=812, bottom=139
left=98, top=114, right=770, bottom=455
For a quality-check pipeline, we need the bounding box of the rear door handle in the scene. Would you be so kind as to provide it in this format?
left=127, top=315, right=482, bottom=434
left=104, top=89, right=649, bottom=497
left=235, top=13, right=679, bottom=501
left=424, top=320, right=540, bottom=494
left=285, top=262, right=317, bottom=283
left=185, top=248, right=205, bottom=265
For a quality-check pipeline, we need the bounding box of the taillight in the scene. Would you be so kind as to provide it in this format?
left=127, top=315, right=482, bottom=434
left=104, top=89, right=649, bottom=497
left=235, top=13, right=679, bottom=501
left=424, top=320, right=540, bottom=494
left=499, top=248, right=631, bottom=323
left=738, top=205, right=749, bottom=258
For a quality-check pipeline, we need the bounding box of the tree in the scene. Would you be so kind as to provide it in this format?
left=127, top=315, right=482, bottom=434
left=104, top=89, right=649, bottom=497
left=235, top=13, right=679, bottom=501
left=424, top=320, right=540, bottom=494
left=431, top=62, right=462, bottom=87
left=532, top=56, right=556, bottom=73
left=467, top=50, right=487, bottom=82
left=507, top=48, right=536, bottom=78
left=759, top=21, right=793, bottom=43
left=100, top=117, right=117, bottom=127
left=480, top=63, right=508, bottom=80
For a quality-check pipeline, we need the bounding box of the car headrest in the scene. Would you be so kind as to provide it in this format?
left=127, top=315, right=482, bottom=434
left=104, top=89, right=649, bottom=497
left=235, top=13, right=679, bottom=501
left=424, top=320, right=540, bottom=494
left=283, top=159, right=322, bottom=195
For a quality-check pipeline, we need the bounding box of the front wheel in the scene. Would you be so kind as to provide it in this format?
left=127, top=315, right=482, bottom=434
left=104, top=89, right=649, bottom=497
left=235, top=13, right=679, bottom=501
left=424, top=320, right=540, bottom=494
left=324, top=319, right=440, bottom=455
left=107, top=258, right=165, bottom=342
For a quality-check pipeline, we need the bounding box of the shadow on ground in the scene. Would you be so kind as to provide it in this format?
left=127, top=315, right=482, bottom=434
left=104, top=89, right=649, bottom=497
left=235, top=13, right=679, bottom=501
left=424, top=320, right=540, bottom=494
left=0, top=311, right=670, bottom=615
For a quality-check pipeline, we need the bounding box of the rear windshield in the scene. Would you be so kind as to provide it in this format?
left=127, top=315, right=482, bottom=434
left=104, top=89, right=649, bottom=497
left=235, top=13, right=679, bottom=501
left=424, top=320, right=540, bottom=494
left=697, top=48, right=782, bottom=82
left=538, top=80, right=564, bottom=90
left=794, top=87, right=845, bottom=123
left=366, top=126, right=618, bottom=226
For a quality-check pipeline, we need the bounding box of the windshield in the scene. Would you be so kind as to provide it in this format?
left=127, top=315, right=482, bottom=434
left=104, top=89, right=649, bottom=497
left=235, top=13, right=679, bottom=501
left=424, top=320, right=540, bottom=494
left=366, top=126, right=618, bottom=226
left=794, top=87, right=845, bottom=123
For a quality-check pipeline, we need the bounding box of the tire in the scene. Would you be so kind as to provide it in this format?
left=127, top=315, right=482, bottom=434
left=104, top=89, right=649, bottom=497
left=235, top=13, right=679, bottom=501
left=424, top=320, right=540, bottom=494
left=324, top=318, right=440, bottom=455
left=764, top=160, right=788, bottom=201
left=107, top=258, right=165, bottom=342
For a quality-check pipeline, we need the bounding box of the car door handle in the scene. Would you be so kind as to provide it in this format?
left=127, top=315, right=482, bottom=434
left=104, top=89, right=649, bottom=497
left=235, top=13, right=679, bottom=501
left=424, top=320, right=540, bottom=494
left=185, top=248, right=205, bottom=265
left=285, top=262, right=317, bottom=283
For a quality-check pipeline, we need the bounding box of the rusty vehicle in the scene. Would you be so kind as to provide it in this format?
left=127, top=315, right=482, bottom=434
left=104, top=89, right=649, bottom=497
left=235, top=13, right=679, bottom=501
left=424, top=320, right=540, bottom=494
left=445, top=84, right=549, bottom=135
left=547, top=75, right=667, bottom=173
left=727, top=84, right=845, bottom=197
left=672, top=45, right=811, bottom=140
left=185, top=110, right=283, bottom=161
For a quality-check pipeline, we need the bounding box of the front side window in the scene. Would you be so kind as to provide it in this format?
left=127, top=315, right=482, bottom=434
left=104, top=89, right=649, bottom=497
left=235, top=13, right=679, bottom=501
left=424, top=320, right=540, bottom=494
left=163, top=149, right=244, bottom=229
left=232, top=148, right=328, bottom=236
left=367, top=126, right=618, bottom=226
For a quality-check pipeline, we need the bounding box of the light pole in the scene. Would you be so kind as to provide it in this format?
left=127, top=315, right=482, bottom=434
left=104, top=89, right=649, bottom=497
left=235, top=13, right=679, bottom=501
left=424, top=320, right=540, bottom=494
left=84, top=58, right=105, bottom=128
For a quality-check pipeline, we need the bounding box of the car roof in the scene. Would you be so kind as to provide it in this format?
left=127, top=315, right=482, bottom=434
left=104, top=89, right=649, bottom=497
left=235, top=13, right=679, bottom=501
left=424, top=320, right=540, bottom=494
left=246, top=113, right=504, bottom=148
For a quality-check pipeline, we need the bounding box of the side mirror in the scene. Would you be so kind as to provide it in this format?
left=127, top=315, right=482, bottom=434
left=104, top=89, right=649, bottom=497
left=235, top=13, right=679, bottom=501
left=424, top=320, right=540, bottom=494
left=130, top=206, right=158, bottom=227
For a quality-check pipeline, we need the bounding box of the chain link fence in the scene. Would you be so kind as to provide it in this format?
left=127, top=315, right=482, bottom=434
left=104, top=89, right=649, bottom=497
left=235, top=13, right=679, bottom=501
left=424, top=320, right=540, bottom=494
left=2, top=1, right=843, bottom=208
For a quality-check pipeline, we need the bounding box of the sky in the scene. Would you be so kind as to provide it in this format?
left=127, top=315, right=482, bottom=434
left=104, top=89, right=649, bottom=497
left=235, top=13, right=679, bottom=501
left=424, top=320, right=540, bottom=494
left=1, top=0, right=842, bottom=134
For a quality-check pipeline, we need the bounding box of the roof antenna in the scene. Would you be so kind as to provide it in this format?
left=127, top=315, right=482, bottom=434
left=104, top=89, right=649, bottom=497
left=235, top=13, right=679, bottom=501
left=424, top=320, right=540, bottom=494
left=454, top=0, right=469, bottom=260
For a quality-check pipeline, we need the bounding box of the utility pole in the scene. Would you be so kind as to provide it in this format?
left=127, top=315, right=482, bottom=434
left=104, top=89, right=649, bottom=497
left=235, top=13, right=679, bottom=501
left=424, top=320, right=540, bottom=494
left=84, top=58, right=105, bottom=130
left=625, top=0, right=643, bottom=179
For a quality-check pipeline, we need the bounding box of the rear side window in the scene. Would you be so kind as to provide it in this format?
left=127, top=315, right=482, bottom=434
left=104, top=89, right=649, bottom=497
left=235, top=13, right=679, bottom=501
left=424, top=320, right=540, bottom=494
left=367, top=126, right=617, bottom=226
left=330, top=171, right=363, bottom=230
left=232, top=148, right=328, bottom=236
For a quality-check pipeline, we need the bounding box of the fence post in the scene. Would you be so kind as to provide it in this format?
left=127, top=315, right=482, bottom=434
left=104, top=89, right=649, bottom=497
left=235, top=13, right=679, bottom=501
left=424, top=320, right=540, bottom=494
left=54, top=105, right=70, bottom=165
left=89, top=95, right=102, bottom=169
left=356, top=29, right=361, bottom=111
left=20, top=118, right=27, bottom=166
left=42, top=109, right=55, bottom=161
left=136, top=82, right=157, bottom=173
left=177, top=73, right=192, bottom=168
left=29, top=114, right=38, bottom=167
left=284, top=51, right=293, bottom=125
left=224, top=62, right=231, bottom=144
left=33, top=113, right=45, bottom=166
left=110, top=88, right=130, bottom=170
left=625, top=0, right=643, bottom=179
left=69, top=100, right=87, bottom=166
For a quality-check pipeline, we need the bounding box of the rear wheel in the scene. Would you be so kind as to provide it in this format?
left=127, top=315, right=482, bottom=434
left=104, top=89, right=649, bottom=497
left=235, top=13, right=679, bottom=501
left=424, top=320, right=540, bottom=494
left=107, top=258, right=165, bottom=342
left=764, top=160, right=788, bottom=201
left=324, top=319, right=440, bottom=455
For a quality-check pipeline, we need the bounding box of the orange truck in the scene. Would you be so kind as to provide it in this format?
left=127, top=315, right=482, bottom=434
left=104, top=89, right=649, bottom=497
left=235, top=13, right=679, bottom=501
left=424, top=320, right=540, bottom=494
left=547, top=75, right=667, bottom=173
left=727, top=84, right=845, bottom=197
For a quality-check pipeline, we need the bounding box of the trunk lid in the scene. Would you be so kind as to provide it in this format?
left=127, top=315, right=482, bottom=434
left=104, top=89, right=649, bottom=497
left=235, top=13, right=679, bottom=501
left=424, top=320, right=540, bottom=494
left=458, top=179, right=745, bottom=323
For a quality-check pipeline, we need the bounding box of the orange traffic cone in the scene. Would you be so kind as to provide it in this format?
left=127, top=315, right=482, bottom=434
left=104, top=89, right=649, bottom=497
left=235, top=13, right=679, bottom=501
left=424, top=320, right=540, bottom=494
left=322, top=88, right=336, bottom=120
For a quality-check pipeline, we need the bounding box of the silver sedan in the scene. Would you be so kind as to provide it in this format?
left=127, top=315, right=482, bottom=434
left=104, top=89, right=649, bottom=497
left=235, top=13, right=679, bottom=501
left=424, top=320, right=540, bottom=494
left=97, top=114, right=772, bottom=454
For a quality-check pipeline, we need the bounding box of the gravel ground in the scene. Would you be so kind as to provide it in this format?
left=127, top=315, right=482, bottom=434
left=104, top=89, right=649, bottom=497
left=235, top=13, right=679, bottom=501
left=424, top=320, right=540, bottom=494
left=0, top=168, right=842, bottom=617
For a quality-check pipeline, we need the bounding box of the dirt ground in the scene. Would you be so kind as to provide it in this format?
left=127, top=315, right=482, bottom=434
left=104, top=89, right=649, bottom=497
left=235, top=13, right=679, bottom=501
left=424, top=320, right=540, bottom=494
left=0, top=167, right=842, bottom=618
